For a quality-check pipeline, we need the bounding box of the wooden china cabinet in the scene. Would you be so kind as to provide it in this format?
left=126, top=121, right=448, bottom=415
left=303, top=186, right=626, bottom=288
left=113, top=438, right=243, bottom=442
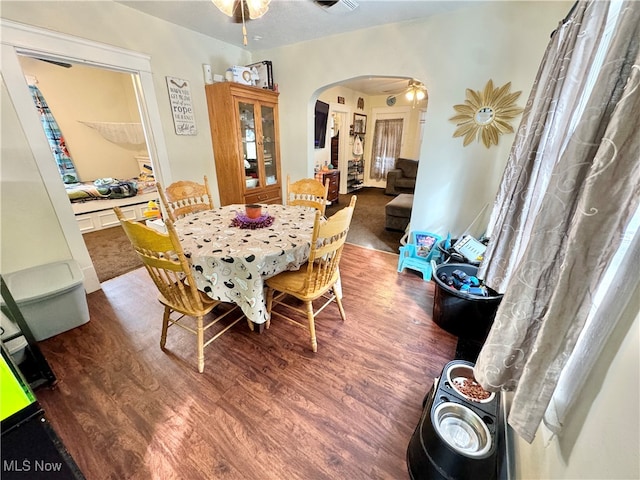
left=205, top=82, right=282, bottom=205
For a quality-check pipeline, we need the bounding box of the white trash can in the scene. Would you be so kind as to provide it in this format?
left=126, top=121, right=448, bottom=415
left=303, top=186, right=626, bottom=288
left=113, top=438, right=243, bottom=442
left=3, top=260, right=90, bottom=341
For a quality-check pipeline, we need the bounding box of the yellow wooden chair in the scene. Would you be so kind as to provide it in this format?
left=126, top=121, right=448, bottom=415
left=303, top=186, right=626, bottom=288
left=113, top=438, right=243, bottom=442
left=114, top=206, right=241, bottom=373
left=286, top=174, right=329, bottom=216
left=265, top=196, right=357, bottom=352
left=157, top=176, right=213, bottom=223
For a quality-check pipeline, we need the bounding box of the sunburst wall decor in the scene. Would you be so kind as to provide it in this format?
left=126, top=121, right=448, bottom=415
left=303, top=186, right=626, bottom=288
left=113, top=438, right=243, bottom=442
left=449, top=80, right=523, bottom=148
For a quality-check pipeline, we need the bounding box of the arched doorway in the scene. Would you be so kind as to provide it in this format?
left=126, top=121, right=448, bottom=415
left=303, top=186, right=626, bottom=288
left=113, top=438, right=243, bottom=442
left=314, top=76, right=428, bottom=252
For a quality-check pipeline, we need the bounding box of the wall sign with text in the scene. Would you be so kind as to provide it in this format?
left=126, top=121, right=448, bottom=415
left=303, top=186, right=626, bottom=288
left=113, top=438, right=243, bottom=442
left=166, top=76, right=197, bottom=136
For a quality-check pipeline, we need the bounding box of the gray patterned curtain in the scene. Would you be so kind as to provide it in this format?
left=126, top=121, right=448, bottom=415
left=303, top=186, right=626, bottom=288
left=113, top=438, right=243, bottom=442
left=369, top=118, right=403, bottom=181
left=475, top=0, right=640, bottom=442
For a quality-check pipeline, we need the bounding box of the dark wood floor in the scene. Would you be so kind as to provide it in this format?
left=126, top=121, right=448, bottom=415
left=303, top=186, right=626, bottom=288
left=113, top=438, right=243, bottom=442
left=35, top=243, right=457, bottom=480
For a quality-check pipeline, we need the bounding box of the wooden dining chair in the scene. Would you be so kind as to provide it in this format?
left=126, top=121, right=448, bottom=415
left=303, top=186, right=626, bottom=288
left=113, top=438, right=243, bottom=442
left=156, top=176, right=213, bottom=223
left=286, top=174, right=329, bottom=217
left=114, top=206, right=241, bottom=373
left=265, top=195, right=357, bottom=352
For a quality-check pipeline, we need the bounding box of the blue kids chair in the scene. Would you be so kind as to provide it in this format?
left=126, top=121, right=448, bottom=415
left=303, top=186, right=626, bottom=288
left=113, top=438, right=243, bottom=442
left=397, top=231, right=442, bottom=281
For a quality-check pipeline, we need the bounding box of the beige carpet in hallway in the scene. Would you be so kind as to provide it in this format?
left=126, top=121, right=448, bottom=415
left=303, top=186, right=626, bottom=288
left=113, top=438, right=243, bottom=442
left=325, top=186, right=404, bottom=254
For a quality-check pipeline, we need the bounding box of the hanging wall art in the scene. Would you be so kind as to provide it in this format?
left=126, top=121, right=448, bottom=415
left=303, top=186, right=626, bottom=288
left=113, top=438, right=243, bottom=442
left=166, top=76, right=197, bottom=136
left=449, top=79, right=523, bottom=148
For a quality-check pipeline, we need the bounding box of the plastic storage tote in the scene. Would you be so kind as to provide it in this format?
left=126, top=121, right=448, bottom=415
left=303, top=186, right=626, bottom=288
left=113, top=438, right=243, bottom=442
left=0, top=312, right=28, bottom=364
left=2, top=260, right=89, bottom=341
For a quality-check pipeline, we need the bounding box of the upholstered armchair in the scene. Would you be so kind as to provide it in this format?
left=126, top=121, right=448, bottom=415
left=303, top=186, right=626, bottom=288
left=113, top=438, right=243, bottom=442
left=385, top=158, right=418, bottom=195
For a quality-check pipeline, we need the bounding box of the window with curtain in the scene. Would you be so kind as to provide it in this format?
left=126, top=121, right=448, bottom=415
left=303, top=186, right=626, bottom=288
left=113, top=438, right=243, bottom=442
left=474, top=0, right=639, bottom=443
left=369, top=118, right=403, bottom=181
left=544, top=205, right=639, bottom=437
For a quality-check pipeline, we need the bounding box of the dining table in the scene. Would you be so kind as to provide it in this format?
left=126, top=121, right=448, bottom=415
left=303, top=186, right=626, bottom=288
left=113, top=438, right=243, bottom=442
left=173, top=204, right=317, bottom=332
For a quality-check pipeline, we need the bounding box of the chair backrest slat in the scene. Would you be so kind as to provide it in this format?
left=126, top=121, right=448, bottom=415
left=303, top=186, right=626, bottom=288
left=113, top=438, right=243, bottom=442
left=287, top=175, right=329, bottom=216
left=157, top=176, right=213, bottom=223
left=114, top=206, right=205, bottom=313
left=301, top=196, right=356, bottom=295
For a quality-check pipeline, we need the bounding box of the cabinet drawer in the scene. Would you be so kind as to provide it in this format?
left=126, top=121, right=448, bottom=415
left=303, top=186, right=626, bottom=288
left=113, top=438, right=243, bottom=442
left=244, top=187, right=281, bottom=205
left=320, top=171, right=340, bottom=202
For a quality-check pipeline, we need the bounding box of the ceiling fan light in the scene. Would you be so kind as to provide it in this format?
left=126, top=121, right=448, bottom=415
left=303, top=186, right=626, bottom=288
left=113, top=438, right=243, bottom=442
left=211, top=0, right=235, bottom=17
left=405, top=90, right=415, bottom=101
left=416, top=89, right=426, bottom=101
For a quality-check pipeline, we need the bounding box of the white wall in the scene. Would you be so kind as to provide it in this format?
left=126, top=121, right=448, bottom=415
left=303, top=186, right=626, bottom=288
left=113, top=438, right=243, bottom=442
left=1, top=1, right=249, bottom=275
left=1, top=78, right=72, bottom=269
left=1, top=0, right=249, bottom=199
left=514, top=298, right=639, bottom=480
left=256, top=1, right=569, bottom=236
left=1, top=1, right=566, bottom=273
left=19, top=57, right=144, bottom=182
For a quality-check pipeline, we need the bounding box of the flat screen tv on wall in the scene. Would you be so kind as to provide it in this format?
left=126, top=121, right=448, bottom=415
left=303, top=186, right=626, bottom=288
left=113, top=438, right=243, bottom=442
left=314, top=100, right=330, bottom=149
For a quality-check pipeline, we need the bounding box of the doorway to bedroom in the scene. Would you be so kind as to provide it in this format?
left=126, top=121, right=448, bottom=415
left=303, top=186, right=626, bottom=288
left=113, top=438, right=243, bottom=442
left=3, top=20, right=171, bottom=292
left=16, top=54, right=156, bottom=282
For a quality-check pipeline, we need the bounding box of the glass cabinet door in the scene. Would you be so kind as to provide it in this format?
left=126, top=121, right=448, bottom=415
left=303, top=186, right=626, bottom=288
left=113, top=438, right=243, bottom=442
left=261, top=104, right=278, bottom=187
left=239, top=101, right=259, bottom=189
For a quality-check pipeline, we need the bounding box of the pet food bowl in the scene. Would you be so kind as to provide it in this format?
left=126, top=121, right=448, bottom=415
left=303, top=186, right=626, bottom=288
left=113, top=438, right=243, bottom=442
left=432, top=402, right=492, bottom=459
left=445, top=363, right=495, bottom=404
left=407, top=359, right=501, bottom=480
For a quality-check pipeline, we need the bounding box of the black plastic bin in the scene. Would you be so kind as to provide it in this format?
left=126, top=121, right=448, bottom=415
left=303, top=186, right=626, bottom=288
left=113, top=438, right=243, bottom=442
left=432, top=263, right=502, bottom=344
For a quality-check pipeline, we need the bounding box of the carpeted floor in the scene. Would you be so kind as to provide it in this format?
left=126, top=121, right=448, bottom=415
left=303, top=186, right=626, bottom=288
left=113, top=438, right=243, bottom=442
left=84, top=187, right=403, bottom=282
left=83, top=227, right=143, bottom=283
left=325, top=186, right=404, bottom=254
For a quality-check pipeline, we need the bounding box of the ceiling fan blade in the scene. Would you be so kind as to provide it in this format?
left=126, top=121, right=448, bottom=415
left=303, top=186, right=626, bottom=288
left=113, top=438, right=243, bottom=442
left=231, top=0, right=253, bottom=23
left=36, top=58, right=72, bottom=68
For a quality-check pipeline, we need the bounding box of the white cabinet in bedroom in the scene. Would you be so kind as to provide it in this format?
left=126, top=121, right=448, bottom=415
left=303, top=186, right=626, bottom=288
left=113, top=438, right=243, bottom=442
left=75, top=204, right=140, bottom=233
left=74, top=192, right=159, bottom=233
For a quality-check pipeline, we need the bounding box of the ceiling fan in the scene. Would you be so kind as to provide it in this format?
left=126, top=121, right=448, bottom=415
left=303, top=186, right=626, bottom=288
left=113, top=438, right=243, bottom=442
left=211, top=0, right=271, bottom=45
left=212, top=0, right=270, bottom=20
left=18, top=51, right=73, bottom=68
left=387, top=79, right=428, bottom=108
left=35, top=58, right=73, bottom=68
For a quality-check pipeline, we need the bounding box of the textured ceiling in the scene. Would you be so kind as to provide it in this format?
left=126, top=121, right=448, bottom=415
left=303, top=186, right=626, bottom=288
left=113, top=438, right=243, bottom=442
left=117, top=0, right=476, bottom=95
left=335, top=76, right=414, bottom=95
left=117, top=0, right=475, bottom=50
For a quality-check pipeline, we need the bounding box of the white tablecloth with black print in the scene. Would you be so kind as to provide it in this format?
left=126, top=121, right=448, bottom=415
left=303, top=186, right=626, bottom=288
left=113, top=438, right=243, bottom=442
left=174, top=204, right=316, bottom=327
